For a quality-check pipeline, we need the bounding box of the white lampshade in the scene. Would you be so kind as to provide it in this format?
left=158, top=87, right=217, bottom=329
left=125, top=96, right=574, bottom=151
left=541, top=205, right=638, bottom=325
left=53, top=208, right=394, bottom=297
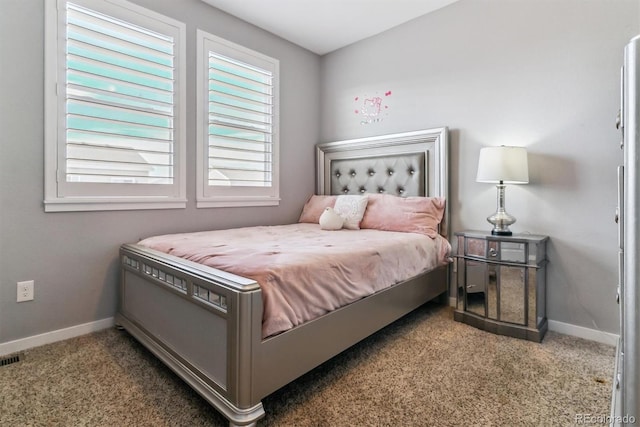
left=476, top=146, right=529, bottom=184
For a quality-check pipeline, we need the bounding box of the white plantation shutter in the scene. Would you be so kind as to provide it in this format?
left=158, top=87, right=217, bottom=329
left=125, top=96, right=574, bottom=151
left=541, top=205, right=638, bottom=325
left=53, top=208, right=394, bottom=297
left=65, top=2, right=175, bottom=184
left=44, top=0, right=186, bottom=211
left=197, top=31, right=280, bottom=207
left=208, top=52, right=273, bottom=187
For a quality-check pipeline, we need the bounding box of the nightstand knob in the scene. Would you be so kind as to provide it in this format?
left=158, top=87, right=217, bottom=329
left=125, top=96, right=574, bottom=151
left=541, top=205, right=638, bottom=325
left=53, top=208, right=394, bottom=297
left=489, top=247, right=498, bottom=257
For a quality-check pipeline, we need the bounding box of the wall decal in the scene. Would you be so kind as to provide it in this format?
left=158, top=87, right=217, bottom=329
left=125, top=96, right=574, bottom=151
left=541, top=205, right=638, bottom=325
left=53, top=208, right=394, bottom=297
left=354, top=90, right=391, bottom=125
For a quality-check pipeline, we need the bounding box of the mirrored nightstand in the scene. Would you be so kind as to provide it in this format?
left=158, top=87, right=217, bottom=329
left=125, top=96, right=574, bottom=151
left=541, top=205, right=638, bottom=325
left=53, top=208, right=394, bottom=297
left=453, top=231, right=549, bottom=342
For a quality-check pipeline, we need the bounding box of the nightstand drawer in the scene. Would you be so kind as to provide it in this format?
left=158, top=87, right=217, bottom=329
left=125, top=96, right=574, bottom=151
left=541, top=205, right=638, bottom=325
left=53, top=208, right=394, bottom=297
left=500, top=242, right=526, bottom=263
left=460, top=236, right=527, bottom=264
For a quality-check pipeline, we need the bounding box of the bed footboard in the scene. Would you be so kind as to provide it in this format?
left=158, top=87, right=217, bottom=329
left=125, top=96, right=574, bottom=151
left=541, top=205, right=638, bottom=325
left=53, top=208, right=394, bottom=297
left=117, top=244, right=448, bottom=427
left=116, top=243, right=266, bottom=426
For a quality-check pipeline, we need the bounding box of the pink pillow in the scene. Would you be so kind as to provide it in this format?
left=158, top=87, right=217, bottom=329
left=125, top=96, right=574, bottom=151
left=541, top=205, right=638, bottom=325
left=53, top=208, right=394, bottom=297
left=360, top=194, right=446, bottom=238
left=298, top=195, right=337, bottom=223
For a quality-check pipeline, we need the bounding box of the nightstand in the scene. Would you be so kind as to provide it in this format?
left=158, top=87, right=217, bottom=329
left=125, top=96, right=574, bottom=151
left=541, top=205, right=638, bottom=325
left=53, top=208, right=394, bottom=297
left=453, top=231, right=549, bottom=342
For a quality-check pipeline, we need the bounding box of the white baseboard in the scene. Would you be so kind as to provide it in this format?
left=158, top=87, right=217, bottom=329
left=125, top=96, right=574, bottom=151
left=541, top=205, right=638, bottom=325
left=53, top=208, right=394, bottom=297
left=447, top=296, right=618, bottom=346
left=547, top=319, right=618, bottom=346
left=0, top=317, right=115, bottom=357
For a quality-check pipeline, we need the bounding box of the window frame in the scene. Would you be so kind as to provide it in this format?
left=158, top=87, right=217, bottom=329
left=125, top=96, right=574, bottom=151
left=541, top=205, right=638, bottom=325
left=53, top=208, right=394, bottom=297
left=196, top=29, right=280, bottom=208
left=44, top=0, right=187, bottom=212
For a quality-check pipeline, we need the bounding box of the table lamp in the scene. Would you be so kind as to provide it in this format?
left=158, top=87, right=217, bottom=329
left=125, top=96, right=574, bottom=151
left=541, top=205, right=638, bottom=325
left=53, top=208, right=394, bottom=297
left=476, top=146, right=529, bottom=236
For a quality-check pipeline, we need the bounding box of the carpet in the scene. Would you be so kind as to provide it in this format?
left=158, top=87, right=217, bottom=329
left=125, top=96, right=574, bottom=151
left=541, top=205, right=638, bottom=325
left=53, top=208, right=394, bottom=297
left=0, top=303, right=614, bottom=426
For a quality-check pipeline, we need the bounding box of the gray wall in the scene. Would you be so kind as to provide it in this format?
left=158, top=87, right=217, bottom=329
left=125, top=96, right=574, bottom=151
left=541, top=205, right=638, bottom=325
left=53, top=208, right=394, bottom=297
left=320, top=0, right=639, bottom=333
left=0, top=0, right=320, bottom=343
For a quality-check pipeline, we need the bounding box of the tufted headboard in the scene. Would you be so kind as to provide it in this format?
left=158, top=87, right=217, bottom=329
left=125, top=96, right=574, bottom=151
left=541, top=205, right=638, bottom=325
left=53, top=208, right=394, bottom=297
left=316, top=127, right=449, bottom=237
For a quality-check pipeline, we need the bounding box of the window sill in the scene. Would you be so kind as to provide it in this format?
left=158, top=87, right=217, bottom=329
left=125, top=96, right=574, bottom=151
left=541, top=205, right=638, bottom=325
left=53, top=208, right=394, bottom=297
left=196, top=197, right=280, bottom=208
left=44, top=198, right=187, bottom=212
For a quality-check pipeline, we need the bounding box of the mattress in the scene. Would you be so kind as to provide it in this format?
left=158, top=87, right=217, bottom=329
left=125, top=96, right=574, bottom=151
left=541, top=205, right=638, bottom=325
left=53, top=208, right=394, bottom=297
left=138, top=223, right=451, bottom=338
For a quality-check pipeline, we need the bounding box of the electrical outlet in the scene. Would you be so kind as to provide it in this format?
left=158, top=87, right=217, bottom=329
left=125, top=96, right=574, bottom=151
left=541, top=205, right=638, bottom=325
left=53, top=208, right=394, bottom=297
left=17, top=280, right=34, bottom=302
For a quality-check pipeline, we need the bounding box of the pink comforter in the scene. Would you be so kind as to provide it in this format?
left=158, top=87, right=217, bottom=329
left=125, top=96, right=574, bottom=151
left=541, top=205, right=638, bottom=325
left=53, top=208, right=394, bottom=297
left=138, top=223, right=451, bottom=338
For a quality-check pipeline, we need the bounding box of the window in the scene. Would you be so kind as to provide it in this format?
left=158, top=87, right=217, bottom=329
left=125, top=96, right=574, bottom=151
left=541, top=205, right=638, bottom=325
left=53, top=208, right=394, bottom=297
left=44, top=0, right=186, bottom=211
left=196, top=30, right=280, bottom=208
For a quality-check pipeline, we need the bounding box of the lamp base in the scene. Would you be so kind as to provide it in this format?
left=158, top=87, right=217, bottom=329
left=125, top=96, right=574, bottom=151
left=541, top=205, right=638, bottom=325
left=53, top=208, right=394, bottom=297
left=487, top=211, right=516, bottom=236
left=487, top=184, right=516, bottom=236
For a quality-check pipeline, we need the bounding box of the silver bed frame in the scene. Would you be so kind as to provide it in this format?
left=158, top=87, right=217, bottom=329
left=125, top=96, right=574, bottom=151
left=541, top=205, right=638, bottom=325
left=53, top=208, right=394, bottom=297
left=115, top=127, right=449, bottom=426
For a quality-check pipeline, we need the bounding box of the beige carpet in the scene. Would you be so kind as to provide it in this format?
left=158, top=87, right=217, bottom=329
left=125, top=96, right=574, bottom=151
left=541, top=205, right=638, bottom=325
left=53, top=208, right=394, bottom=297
left=0, top=303, right=614, bottom=426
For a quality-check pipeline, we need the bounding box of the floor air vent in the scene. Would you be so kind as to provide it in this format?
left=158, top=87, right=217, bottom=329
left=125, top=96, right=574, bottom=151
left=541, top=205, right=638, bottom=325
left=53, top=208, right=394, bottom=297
left=0, top=353, right=23, bottom=367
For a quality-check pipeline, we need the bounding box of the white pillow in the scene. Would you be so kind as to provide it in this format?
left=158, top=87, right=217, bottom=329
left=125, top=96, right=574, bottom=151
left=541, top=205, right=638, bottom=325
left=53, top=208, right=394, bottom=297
left=333, top=195, right=368, bottom=230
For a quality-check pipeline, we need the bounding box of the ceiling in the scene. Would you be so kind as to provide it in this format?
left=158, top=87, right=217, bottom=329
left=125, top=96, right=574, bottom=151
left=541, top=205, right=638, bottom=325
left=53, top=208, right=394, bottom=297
left=201, top=0, right=459, bottom=55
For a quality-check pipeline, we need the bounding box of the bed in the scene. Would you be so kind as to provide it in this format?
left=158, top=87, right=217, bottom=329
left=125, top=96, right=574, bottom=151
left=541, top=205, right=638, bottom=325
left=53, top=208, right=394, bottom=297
left=115, top=127, right=450, bottom=426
